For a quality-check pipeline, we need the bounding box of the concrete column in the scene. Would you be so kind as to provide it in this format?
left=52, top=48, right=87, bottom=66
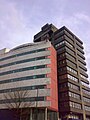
left=45, top=108, right=47, bottom=120
left=57, top=112, right=60, bottom=120
left=30, top=108, right=32, bottom=120
left=83, top=112, right=86, bottom=120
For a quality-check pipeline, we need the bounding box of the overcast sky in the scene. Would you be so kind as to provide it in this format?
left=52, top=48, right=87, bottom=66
left=0, top=0, right=90, bottom=78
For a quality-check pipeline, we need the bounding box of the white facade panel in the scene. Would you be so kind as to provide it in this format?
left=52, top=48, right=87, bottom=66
left=37, top=101, right=51, bottom=107
left=0, top=68, right=51, bottom=81
left=0, top=78, right=51, bottom=90
left=38, top=89, right=50, bottom=97
left=0, top=89, right=50, bottom=100
left=0, top=50, right=50, bottom=65
left=0, top=101, right=51, bottom=109
left=0, top=59, right=51, bottom=72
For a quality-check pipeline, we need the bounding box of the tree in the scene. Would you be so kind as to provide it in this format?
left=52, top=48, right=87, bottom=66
left=3, top=89, right=33, bottom=120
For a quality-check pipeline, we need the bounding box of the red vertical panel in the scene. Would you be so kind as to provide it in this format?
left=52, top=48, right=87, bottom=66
left=47, top=45, right=58, bottom=111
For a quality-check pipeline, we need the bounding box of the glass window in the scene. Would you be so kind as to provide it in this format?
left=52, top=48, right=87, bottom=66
left=67, top=74, right=78, bottom=82
left=0, top=85, right=45, bottom=93
left=80, top=74, right=87, bottom=80
left=0, top=56, right=46, bottom=68
left=81, top=81, right=89, bottom=87
left=0, top=74, right=46, bottom=84
left=68, top=83, right=79, bottom=90
left=69, top=101, right=81, bottom=109
left=0, top=48, right=46, bottom=62
left=66, top=59, right=77, bottom=68
left=69, top=92, right=80, bottom=99
left=65, top=41, right=73, bottom=48
left=84, top=106, right=90, bottom=111
left=82, top=89, right=90, bottom=95
left=67, top=66, right=77, bottom=75
left=83, top=97, right=90, bottom=103
left=0, top=65, right=46, bottom=76
left=55, top=41, right=65, bottom=48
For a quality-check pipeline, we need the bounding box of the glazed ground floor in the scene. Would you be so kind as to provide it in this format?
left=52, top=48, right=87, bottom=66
left=0, top=108, right=58, bottom=120
left=0, top=108, right=90, bottom=120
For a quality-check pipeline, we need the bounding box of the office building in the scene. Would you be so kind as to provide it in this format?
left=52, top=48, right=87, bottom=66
left=34, top=23, right=90, bottom=120
left=0, top=41, right=58, bottom=120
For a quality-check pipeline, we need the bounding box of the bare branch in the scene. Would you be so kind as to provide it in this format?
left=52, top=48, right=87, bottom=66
left=3, top=89, right=33, bottom=120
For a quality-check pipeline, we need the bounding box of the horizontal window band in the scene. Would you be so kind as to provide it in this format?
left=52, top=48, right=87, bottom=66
left=0, top=74, right=46, bottom=84
left=0, top=56, right=47, bottom=68
left=0, top=48, right=46, bottom=62
left=0, top=65, right=46, bottom=76
left=0, top=97, right=45, bottom=104
left=0, top=85, right=45, bottom=93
